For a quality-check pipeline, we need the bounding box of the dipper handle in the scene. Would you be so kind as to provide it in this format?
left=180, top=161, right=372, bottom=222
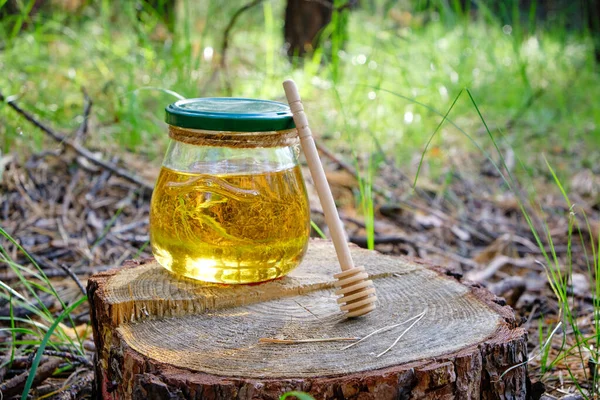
left=283, top=79, right=354, bottom=272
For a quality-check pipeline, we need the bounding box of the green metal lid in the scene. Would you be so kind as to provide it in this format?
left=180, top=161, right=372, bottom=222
left=165, top=98, right=296, bottom=132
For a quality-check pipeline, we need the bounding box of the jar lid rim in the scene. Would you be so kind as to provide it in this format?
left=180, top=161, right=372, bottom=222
left=165, top=97, right=296, bottom=132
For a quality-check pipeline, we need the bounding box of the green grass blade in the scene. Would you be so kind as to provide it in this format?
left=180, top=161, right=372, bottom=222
left=10, top=293, right=16, bottom=365
left=0, top=279, right=28, bottom=302
left=463, top=90, right=555, bottom=265
left=565, top=366, right=589, bottom=400
left=280, top=392, right=315, bottom=400
left=413, top=88, right=463, bottom=187
left=596, top=220, right=600, bottom=372
left=364, top=85, right=503, bottom=179
left=0, top=327, right=41, bottom=337
left=544, top=155, right=571, bottom=207
left=0, top=259, right=57, bottom=323
left=133, top=240, right=150, bottom=259
left=0, top=226, right=46, bottom=278
left=0, top=316, right=50, bottom=331
left=0, top=227, right=75, bottom=328
left=21, top=295, right=87, bottom=400
left=465, top=89, right=514, bottom=190
left=91, top=206, right=124, bottom=250
left=310, top=221, right=327, bottom=240
left=576, top=208, right=594, bottom=292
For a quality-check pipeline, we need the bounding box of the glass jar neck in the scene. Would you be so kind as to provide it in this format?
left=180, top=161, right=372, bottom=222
left=168, top=126, right=299, bottom=149
left=162, top=139, right=301, bottom=175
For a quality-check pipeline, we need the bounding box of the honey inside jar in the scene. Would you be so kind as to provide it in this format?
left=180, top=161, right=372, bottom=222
left=149, top=164, right=310, bottom=284
left=151, top=97, right=310, bottom=284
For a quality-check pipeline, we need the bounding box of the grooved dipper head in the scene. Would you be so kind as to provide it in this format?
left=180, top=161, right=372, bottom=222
left=334, top=266, right=377, bottom=317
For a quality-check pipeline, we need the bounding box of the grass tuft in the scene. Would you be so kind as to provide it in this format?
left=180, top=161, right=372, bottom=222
left=0, top=225, right=88, bottom=395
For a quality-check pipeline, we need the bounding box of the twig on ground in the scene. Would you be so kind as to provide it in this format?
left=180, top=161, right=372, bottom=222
left=55, top=264, right=87, bottom=295
left=0, top=91, right=153, bottom=194
left=0, top=354, right=11, bottom=382
left=515, top=244, right=570, bottom=255
left=316, top=140, right=498, bottom=250
left=314, top=141, right=389, bottom=198
left=0, top=294, right=55, bottom=318
left=35, top=382, right=64, bottom=398
left=311, top=207, right=367, bottom=229
left=86, top=162, right=114, bottom=200
left=349, top=234, right=412, bottom=248
left=0, top=357, right=62, bottom=397
left=293, top=299, right=319, bottom=319
left=315, top=140, right=494, bottom=245
left=54, top=369, right=94, bottom=400
left=41, top=350, right=92, bottom=368
left=349, top=235, right=480, bottom=269
left=408, top=201, right=496, bottom=243
left=110, top=219, right=148, bottom=235
left=25, top=253, right=87, bottom=296
left=61, top=168, right=81, bottom=226
left=489, top=276, right=527, bottom=307
left=465, top=256, right=536, bottom=282
left=74, top=88, right=92, bottom=144
left=219, top=0, right=265, bottom=95
left=3, top=356, right=46, bottom=370
left=315, top=142, right=358, bottom=179
left=379, top=202, right=495, bottom=244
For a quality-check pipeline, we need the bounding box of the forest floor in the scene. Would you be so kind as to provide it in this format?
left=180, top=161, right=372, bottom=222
left=2, top=1, right=600, bottom=399
left=1, top=92, right=599, bottom=398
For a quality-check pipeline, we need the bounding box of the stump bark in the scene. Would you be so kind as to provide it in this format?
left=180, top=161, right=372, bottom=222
left=88, top=239, right=529, bottom=400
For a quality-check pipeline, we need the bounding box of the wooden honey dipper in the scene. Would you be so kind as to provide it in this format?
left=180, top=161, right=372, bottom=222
left=283, top=79, right=377, bottom=318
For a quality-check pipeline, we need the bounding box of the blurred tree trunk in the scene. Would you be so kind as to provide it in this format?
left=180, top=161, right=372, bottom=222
left=0, top=0, right=45, bottom=22
left=284, top=0, right=334, bottom=58
left=587, top=0, right=600, bottom=62
left=138, top=0, right=176, bottom=32
left=0, top=0, right=89, bottom=17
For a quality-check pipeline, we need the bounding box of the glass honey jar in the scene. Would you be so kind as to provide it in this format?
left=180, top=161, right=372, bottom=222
left=149, top=98, right=311, bottom=284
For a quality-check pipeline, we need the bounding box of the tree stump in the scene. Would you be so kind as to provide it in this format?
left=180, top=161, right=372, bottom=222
left=88, top=239, right=529, bottom=400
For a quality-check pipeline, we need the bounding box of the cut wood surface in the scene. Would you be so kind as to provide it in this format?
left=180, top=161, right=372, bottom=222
left=88, top=239, right=529, bottom=400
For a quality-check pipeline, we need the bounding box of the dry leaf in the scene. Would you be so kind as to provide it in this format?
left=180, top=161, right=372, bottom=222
left=54, top=322, right=91, bottom=341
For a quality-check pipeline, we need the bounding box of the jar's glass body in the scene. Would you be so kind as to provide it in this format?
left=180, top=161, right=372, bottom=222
left=149, top=128, right=310, bottom=284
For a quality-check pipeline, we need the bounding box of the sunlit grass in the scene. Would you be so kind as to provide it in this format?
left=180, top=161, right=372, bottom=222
left=1, top=1, right=598, bottom=179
